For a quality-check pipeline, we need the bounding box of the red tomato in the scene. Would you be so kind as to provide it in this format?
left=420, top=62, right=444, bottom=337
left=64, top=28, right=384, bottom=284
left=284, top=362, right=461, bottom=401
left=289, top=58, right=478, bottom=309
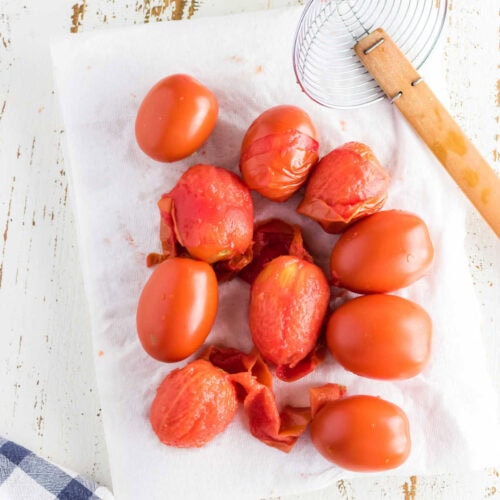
left=249, top=255, right=330, bottom=368
left=163, top=164, right=254, bottom=263
left=297, top=142, right=390, bottom=233
left=311, top=395, right=411, bottom=471
left=150, top=359, right=238, bottom=447
left=327, top=294, right=432, bottom=379
left=136, top=257, right=218, bottom=362
left=135, top=74, right=218, bottom=162
left=330, top=210, right=434, bottom=293
left=239, top=105, right=319, bottom=201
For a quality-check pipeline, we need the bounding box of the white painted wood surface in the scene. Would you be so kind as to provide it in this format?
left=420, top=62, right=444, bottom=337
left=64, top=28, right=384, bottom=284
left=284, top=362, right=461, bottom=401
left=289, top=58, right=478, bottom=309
left=0, top=0, right=498, bottom=498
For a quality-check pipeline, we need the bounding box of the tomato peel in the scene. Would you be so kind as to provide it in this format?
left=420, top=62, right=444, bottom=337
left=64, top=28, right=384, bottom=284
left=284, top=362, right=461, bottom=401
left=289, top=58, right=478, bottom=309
left=203, top=345, right=312, bottom=453
left=275, top=343, right=327, bottom=382
left=309, top=383, right=347, bottom=419
left=238, top=219, right=312, bottom=285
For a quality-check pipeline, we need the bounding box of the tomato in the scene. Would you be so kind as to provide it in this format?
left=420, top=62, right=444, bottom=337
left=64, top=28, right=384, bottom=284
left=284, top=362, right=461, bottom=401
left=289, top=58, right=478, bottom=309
left=239, top=105, right=319, bottom=201
left=136, top=257, right=218, bottom=362
left=249, top=255, right=330, bottom=368
left=330, top=210, right=434, bottom=293
left=297, top=142, right=390, bottom=233
left=135, top=74, right=218, bottom=162
left=311, top=395, right=411, bottom=471
left=326, top=294, right=432, bottom=379
left=150, top=359, right=238, bottom=447
left=160, top=164, right=254, bottom=264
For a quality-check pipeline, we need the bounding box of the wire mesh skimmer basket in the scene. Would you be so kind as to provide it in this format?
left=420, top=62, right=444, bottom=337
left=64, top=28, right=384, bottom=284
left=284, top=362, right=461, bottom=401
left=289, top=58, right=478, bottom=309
left=292, top=0, right=500, bottom=237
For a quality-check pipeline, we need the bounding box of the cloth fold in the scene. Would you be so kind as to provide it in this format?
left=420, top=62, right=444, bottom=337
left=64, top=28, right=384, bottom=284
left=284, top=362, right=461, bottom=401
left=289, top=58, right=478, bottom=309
left=50, top=6, right=500, bottom=500
left=0, top=437, right=112, bottom=500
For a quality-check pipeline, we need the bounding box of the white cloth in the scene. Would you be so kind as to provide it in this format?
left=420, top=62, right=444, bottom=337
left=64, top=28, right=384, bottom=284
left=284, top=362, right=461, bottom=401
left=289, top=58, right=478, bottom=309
left=51, top=7, right=500, bottom=500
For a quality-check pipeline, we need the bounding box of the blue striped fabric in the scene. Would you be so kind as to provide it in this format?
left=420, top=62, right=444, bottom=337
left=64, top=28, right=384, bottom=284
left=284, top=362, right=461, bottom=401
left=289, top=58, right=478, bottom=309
left=0, top=437, right=112, bottom=499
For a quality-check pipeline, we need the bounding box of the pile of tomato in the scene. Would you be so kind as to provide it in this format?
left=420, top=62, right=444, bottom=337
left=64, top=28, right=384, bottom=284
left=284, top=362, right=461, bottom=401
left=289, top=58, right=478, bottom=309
left=134, top=74, right=435, bottom=472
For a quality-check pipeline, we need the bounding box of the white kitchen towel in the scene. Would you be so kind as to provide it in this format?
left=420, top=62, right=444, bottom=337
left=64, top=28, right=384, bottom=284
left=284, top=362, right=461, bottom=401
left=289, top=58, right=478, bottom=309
left=51, top=7, right=500, bottom=500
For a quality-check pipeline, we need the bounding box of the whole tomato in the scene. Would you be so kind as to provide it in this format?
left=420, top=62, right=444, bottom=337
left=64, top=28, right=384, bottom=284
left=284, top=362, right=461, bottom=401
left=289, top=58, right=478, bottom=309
left=135, top=74, right=218, bottom=162
left=297, top=142, right=390, bottom=233
left=311, top=395, right=411, bottom=471
left=239, top=105, right=319, bottom=201
left=330, top=210, right=434, bottom=293
left=249, top=255, right=330, bottom=368
left=136, top=257, right=218, bottom=362
left=327, top=294, right=432, bottom=379
left=162, top=164, right=254, bottom=264
left=150, top=359, right=238, bottom=447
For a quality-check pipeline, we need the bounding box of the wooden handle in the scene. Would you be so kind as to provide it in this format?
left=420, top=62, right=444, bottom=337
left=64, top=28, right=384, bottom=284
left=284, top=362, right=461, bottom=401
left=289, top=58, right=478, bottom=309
left=355, top=29, right=500, bottom=238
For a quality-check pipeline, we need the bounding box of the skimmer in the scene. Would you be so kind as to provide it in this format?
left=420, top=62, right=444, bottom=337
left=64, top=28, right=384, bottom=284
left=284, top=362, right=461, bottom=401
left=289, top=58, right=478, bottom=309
left=293, top=0, right=500, bottom=237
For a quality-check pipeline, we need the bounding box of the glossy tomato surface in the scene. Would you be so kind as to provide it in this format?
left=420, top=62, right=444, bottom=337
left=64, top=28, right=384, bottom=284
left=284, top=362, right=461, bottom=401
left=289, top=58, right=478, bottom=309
left=311, top=395, right=411, bottom=471
left=240, top=105, right=319, bottom=201
left=150, top=359, right=237, bottom=447
left=164, top=164, right=254, bottom=263
left=249, top=255, right=330, bottom=367
left=297, top=142, right=390, bottom=233
left=136, top=257, right=218, bottom=362
left=327, top=294, right=432, bottom=379
left=135, top=74, right=218, bottom=162
left=330, top=210, right=434, bottom=293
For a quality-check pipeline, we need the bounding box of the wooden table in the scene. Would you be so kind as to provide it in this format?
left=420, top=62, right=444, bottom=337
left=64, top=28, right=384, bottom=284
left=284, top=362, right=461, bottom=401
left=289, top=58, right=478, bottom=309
left=1, top=0, right=499, bottom=498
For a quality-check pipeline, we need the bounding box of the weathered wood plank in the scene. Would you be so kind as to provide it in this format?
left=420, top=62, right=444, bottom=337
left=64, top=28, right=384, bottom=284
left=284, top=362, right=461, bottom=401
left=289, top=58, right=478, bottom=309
left=0, top=0, right=498, bottom=496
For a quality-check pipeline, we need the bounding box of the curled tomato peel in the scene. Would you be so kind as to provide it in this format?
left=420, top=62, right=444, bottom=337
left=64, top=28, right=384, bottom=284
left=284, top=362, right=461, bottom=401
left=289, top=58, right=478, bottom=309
left=201, top=345, right=273, bottom=390
left=202, top=346, right=312, bottom=453
left=274, top=343, right=327, bottom=382
left=309, top=383, right=347, bottom=419
left=238, top=219, right=312, bottom=285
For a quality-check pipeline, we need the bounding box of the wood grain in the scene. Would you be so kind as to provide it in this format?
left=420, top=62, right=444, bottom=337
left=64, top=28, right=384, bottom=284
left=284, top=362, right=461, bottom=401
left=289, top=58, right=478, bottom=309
left=0, top=0, right=498, bottom=497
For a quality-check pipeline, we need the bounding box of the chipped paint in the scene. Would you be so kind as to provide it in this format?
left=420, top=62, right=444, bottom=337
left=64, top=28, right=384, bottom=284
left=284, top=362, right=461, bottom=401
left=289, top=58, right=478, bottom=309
left=402, top=476, right=417, bottom=500
left=0, top=176, right=15, bottom=288
left=29, top=136, right=36, bottom=166
left=336, top=479, right=351, bottom=499
left=70, top=1, right=86, bottom=33
left=485, top=486, right=497, bottom=497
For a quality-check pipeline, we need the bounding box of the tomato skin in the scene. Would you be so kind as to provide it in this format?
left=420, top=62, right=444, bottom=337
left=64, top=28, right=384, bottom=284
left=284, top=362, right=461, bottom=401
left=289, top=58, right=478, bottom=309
left=165, top=164, right=254, bottom=263
left=327, top=294, right=432, bottom=379
left=330, top=210, right=434, bottom=293
left=311, top=395, right=411, bottom=471
left=240, top=105, right=319, bottom=201
left=136, top=257, right=218, bottom=362
left=135, top=74, right=218, bottom=162
left=249, top=255, right=330, bottom=367
left=150, top=359, right=237, bottom=447
left=297, top=142, right=390, bottom=233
